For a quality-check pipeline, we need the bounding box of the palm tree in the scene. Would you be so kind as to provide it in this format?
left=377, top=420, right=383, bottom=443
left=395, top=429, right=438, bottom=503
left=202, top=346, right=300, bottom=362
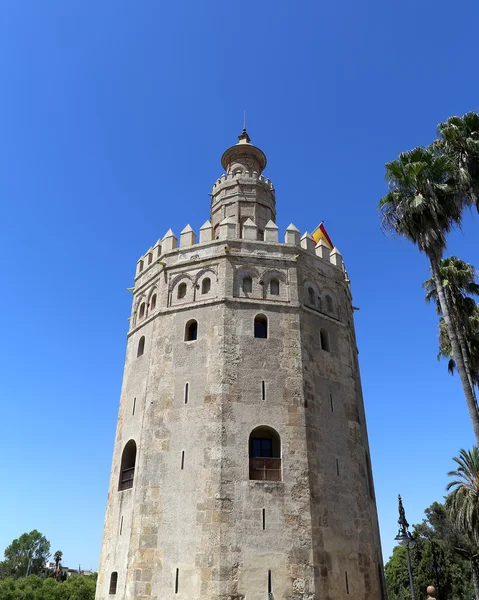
left=53, top=550, right=62, bottom=580
left=379, top=145, right=479, bottom=443
left=423, top=256, right=479, bottom=394
left=438, top=111, right=479, bottom=210
left=436, top=307, right=479, bottom=385
left=446, top=448, right=479, bottom=598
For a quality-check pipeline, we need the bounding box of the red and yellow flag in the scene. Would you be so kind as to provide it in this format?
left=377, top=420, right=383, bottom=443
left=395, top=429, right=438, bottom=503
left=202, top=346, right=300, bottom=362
left=311, top=222, right=333, bottom=250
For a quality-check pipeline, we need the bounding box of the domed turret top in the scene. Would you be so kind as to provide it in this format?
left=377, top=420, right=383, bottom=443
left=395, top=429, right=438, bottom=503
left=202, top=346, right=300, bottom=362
left=221, top=128, right=267, bottom=174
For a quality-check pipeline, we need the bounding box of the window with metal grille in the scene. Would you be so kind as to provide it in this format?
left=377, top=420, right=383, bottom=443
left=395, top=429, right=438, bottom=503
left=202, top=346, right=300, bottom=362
left=118, top=440, right=136, bottom=491
left=109, top=572, right=118, bottom=595
left=249, top=426, right=281, bottom=482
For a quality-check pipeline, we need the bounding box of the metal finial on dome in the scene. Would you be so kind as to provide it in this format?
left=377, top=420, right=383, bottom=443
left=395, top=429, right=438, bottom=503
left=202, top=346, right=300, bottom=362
left=237, top=110, right=251, bottom=144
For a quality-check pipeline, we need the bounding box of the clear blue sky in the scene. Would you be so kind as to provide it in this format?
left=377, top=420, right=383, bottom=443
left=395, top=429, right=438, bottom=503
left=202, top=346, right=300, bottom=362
left=1, top=0, right=478, bottom=571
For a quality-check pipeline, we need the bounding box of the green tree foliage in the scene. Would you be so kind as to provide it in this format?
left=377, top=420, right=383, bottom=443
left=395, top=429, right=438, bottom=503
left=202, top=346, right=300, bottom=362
left=0, top=575, right=97, bottom=600
left=424, top=256, right=479, bottom=392
left=379, top=143, right=479, bottom=443
left=385, top=502, right=475, bottom=600
left=447, top=447, right=479, bottom=543
left=438, top=111, right=479, bottom=210
left=446, top=447, right=479, bottom=598
left=0, top=531, right=50, bottom=579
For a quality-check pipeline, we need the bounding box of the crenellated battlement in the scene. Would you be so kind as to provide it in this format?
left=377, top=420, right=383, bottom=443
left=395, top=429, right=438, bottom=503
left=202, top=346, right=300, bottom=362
left=134, top=219, right=344, bottom=279
left=211, top=170, right=275, bottom=193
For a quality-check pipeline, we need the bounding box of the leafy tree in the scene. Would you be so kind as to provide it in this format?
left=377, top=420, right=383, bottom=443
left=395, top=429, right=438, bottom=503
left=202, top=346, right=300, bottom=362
left=0, top=575, right=97, bottom=600
left=385, top=502, right=475, bottom=600
left=379, top=145, right=479, bottom=443
left=424, top=256, right=479, bottom=393
left=1, top=531, right=50, bottom=579
left=62, top=575, right=97, bottom=600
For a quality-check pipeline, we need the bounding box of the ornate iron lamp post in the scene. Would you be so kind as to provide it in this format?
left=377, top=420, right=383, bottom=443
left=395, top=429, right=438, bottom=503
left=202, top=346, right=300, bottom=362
left=394, top=494, right=416, bottom=600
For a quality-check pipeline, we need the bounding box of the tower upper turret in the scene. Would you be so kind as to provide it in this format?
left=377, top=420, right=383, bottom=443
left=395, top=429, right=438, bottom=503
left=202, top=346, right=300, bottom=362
left=210, top=129, right=276, bottom=238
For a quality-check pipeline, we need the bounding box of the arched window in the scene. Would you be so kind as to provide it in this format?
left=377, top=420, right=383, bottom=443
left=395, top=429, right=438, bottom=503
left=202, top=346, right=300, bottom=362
left=270, top=278, right=279, bottom=296
left=249, top=426, right=281, bottom=481
left=177, top=283, right=187, bottom=299
left=320, top=329, right=330, bottom=352
left=150, top=294, right=157, bottom=310
left=119, top=440, right=136, bottom=491
left=242, top=276, right=252, bottom=294
left=109, top=572, right=118, bottom=595
left=326, top=295, right=333, bottom=313
left=308, top=287, right=315, bottom=306
left=201, top=278, right=211, bottom=294
left=139, top=303, right=146, bottom=320
left=137, top=336, right=145, bottom=357
left=254, top=315, right=268, bottom=339
left=185, top=319, right=198, bottom=341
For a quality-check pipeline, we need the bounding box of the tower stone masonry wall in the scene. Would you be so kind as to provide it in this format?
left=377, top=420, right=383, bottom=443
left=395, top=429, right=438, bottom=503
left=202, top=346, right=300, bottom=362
left=96, top=131, right=387, bottom=600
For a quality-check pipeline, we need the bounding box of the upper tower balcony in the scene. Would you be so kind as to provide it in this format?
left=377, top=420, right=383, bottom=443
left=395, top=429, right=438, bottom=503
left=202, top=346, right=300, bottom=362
left=210, top=129, right=276, bottom=240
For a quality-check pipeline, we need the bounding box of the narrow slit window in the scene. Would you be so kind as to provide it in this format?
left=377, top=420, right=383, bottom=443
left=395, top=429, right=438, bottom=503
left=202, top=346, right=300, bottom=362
left=119, top=516, right=123, bottom=535
left=336, top=458, right=340, bottom=476
left=109, top=572, right=118, bottom=595
left=320, top=329, right=330, bottom=352
left=262, top=508, right=266, bottom=530
left=137, top=336, right=145, bottom=357
left=175, top=568, right=179, bottom=594
left=270, top=278, right=279, bottom=296
left=345, top=571, right=349, bottom=595
left=132, top=397, right=136, bottom=416
left=177, top=282, right=187, bottom=299
left=201, top=278, right=211, bottom=294
left=254, top=315, right=268, bottom=339
left=150, top=294, right=157, bottom=310
left=181, top=451, right=185, bottom=470
left=184, top=383, right=189, bottom=404
left=242, top=276, right=252, bottom=294
left=261, top=381, right=265, bottom=401
left=330, top=393, right=333, bottom=412
left=268, top=570, right=272, bottom=595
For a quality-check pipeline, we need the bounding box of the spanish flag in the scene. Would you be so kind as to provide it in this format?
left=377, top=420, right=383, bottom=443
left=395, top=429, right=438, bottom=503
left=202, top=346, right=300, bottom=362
left=312, top=222, right=333, bottom=250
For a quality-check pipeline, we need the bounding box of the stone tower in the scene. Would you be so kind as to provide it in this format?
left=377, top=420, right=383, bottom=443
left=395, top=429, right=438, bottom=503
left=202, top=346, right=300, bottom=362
left=96, top=130, right=387, bottom=600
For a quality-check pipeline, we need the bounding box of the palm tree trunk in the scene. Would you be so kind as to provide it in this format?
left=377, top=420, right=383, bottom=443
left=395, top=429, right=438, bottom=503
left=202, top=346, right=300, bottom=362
left=455, top=323, right=477, bottom=401
left=472, top=558, right=479, bottom=600
left=430, top=257, right=479, bottom=444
